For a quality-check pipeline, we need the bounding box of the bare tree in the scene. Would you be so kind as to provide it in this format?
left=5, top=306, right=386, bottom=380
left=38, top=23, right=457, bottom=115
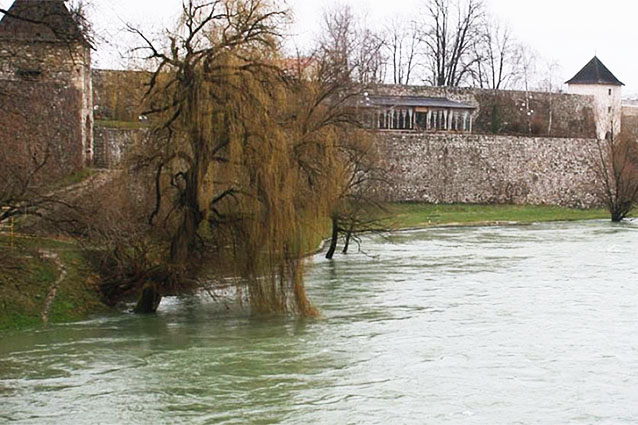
left=595, top=125, right=638, bottom=222
left=0, top=82, right=84, bottom=227
left=319, top=5, right=386, bottom=85
left=470, top=18, right=522, bottom=89
left=325, top=135, right=391, bottom=260
left=535, top=60, right=562, bottom=134
left=516, top=46, right=538, bottom=134
left=419, top=0, right=484, bottom=87
left=385, top=18, right=421, bottom=85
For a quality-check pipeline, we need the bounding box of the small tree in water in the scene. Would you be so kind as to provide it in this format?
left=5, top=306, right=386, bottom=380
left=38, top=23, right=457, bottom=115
left=316, top=4, right=391, bottom=260
left=595, top=125, right=638, bottom=222
left=325, top=131, right=391, bottom=260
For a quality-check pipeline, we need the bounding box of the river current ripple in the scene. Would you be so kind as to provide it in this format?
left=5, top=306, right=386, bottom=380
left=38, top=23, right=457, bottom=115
left=1, top=220, right=638, bottom=424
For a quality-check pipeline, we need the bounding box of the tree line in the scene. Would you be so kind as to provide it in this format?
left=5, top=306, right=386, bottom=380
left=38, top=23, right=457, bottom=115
left=324, top=0, right=550, bottom=91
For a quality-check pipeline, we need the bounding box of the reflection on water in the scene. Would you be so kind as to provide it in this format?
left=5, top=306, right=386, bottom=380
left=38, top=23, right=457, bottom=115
left=2, top=220, right=638, bottom=424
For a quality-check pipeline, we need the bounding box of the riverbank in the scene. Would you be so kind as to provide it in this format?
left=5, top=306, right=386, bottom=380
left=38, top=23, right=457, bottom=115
left=387, top=203, right=613, bottom=229
left=0, top=235, right=105, bottom=331
left=0, top=203, right=621, bottom=331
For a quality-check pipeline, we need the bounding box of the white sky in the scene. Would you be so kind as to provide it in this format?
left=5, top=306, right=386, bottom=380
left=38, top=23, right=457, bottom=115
left=1, top=0, right=636, bottom=94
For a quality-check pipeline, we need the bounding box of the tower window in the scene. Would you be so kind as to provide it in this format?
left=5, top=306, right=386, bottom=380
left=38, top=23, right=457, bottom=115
left=608, top=107, right=612, bottom=113
left=609, top=89, right=612, bottom=95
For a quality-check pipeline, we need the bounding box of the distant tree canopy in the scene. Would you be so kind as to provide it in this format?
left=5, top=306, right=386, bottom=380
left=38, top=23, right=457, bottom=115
left=347, top=0, right=538, bottom=89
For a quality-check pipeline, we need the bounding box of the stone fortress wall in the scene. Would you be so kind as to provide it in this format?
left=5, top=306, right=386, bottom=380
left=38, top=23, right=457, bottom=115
left=90, top=78, right=610, bottom=207
left=93, top=126, right=144, bottom=169
left=92, top=69, right=149, bottom=123
left=378, top=133, right=601, bottom=208
left=0, top=40, right=92, bottom=175
left=365, top=85, right=604, bottom=207
left=0, top=0, right=94, bottom=175
left=90, top=69, right=150, bottom=167
left=0, top=1, right=616, bottom=208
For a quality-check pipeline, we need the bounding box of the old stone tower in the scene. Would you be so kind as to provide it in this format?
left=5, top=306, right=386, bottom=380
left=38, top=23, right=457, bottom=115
left=566, top=56, right=623, bottom=140
left=0, top=0, right=93, bottom=169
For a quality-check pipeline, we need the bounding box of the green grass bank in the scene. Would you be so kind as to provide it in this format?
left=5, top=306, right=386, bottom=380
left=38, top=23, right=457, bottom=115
left=387, top=203, right=612, bottom=229
left=0, top=235, right=105, bottom=332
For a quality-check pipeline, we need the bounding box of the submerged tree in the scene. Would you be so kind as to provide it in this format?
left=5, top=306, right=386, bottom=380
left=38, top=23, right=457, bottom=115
left=318, top=5, right=386, bottom=86
left=325, top=129, right=390, bottom=260
left=316, top=5, right=391, bottom=260
left=595, top=126, right=638, bottom=222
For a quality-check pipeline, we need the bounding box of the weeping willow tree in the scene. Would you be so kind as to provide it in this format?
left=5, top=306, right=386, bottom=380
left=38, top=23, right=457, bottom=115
left=128, top=0, right=355, bottom=314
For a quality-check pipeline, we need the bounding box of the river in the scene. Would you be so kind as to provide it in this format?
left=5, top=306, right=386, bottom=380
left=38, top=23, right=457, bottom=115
left=1, top=221, right=638, bottom=424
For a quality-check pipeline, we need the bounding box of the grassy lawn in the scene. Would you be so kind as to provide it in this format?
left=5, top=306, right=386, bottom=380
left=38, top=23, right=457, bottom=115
left=95, top=120, right=148, bottom=130
left=386, top=203, right=612, bottom=229
left=48, top=167, right=98, bottom=191
left=0, top=235, right=105, bottom=332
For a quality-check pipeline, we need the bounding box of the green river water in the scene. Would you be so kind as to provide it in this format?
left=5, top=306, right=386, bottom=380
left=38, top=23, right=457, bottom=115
left=1, top=221, right=638, bottom=424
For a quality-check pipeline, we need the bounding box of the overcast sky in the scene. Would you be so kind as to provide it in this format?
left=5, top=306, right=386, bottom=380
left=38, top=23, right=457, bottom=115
left=2, top=0, right=636, bottom=95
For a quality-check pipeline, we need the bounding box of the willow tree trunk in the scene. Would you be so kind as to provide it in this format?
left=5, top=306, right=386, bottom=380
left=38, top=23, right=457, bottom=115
left=325, top=217, right=339, bottom=259
left=610, top=206, right=628, bottom=223
left=170, top=127, right=208, bottom=265
left=170, top=203, right=202, bottom=265
left=134, top=282, right=163, bottom=314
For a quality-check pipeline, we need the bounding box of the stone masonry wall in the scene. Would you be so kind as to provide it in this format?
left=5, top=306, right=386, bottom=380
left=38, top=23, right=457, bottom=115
left=0, top=80, right=84, bottom=178
left=93, top=127, right=144, bottom=169
left=379, top=133, right=602, bottom=208
left=0, top=40, right=86, bottom=81
left=0, top=39, right=92, bottom=166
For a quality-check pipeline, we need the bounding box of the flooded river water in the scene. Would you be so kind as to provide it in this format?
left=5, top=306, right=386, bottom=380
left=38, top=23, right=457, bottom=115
left=2, top=221, right=638, bottom=424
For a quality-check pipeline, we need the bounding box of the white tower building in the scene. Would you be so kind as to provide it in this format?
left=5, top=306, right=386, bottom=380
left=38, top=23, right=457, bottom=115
left=566, top=56, right=623, bottom=140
